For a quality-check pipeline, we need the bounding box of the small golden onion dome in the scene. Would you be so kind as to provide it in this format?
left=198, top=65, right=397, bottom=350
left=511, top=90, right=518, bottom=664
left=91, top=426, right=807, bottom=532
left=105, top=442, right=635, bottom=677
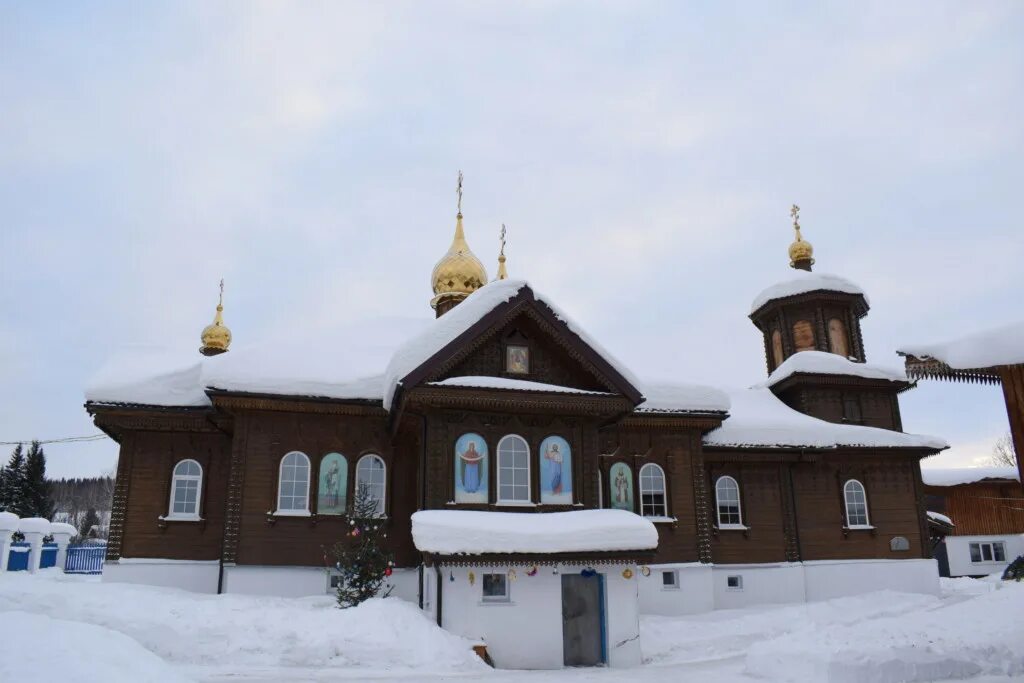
left=430, top=213, right=488, bottom=309
left=200, top=280, right=231, bottom=356
left=788, top=204, right=815, bottom=271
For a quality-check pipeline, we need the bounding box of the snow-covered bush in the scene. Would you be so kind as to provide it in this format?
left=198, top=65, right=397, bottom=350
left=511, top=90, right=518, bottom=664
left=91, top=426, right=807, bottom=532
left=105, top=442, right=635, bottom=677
left=1002, top=555, right=1024, bottom=582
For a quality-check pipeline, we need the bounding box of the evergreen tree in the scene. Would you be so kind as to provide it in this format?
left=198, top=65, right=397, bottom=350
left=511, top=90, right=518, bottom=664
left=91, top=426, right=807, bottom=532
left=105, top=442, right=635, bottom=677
left=1003, top=555, right=1024, bottom=582
left=329, top=483, right=394, bottom=608
left=0, top=445, right=27, bottom=514
left=80, top=508, right=100, bottom=539
left=23, top=441, right=54, bottom=519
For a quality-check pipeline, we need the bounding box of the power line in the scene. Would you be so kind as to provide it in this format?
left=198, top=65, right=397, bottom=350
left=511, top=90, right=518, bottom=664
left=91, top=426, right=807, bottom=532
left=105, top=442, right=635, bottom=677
left=0, top=434, right=111, bottom=446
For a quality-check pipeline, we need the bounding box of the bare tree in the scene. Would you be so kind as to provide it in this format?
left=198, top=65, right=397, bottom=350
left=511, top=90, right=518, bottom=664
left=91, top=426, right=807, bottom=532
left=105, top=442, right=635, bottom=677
left=991, top=433, right=1017, bottom=468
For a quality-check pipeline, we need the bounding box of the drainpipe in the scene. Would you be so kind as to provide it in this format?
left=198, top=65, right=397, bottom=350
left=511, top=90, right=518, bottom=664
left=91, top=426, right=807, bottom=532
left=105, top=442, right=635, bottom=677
left=435, top=564, right=444, bottom=628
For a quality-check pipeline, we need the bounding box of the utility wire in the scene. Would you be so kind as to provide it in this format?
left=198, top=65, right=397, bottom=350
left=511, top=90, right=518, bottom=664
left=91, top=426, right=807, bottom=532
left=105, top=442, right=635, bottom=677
left=0, top=434, right=111, bottom=446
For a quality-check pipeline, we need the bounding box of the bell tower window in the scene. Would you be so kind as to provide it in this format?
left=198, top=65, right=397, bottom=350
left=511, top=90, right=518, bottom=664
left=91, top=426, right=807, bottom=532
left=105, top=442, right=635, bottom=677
left=771, top=329, right=784, bottom=367
left=792, top=320, right=815, bottom=351
left=828, top=318, right=849, bottom=357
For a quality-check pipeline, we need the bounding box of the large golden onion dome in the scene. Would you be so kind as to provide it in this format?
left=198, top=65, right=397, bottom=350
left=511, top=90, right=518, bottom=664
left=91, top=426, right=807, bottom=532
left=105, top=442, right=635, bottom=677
left=430, top=212, right=488, bottom=312
left=788, top=204, right=815, bottom=271
left=200, top=280, right=231, bottom=356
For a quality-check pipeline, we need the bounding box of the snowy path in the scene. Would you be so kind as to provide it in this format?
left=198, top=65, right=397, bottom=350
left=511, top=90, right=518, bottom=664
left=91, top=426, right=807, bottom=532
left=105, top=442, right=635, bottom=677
left=2, top=572, right=1022, bottom=683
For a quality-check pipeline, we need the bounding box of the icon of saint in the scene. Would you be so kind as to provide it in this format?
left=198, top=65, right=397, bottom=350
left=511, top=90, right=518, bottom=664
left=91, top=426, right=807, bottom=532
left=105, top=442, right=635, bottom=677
left=459, top=440, right=484, bottom=494
left=543, top=442, right=564, bottom=494
left=324, top=459, right=341, bottom=508
left=614, top=468, right=630, bottom=506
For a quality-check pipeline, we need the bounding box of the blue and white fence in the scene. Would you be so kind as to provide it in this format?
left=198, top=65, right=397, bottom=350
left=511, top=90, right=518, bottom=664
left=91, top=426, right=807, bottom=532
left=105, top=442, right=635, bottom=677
left=65, top=546, right=106, bottom=574
left=1, top=512, right=100, bottom=574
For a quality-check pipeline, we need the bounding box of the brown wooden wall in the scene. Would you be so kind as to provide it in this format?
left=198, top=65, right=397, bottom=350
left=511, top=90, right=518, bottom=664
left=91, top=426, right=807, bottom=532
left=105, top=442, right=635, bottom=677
left=231, top=410, right=420, bottom=568
left=790, top=457, right=926, bottom=560
left=706, top=463, right=790, bottom=563
left=1000, top=364, right=1024, bottom=486
left=778, top=387, right=902, bottom=431
left=117, top=429, right=231, bottom=561
left=925, top=482, right=1024, bottom=536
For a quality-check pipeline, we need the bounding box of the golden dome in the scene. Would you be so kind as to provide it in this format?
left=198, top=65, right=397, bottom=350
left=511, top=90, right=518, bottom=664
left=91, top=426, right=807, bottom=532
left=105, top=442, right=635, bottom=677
left=430, top=212, right=488, bottom=309
left=788, top=204, right=815, bottom=271
left=200, top=280, right=231, bottom=355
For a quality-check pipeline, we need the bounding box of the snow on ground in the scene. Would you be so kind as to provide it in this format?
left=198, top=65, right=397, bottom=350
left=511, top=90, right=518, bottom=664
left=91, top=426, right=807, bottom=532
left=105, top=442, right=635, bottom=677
left=2, top=571, right=1023, bottom=682
left=0, top=610, right=190, bottom=683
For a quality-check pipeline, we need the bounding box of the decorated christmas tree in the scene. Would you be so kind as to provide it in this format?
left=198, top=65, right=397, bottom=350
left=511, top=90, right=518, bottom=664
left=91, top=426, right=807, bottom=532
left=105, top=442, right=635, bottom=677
left=330, top=482, right=394, bottom=608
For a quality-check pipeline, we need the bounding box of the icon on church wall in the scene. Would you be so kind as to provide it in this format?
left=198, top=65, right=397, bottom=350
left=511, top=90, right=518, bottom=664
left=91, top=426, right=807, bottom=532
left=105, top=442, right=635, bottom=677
left=317, top=452, right=348, bottom=515
left=506, top=345, right=529, bottom=374
left=455, top=433, right=489, bottom=503
left=609, top=462, right=633, bottom=511
left=540, top=436, right=572, bottom=504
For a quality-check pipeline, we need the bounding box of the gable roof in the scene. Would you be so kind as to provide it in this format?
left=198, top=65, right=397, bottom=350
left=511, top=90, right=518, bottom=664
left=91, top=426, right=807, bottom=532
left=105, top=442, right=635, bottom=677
left=382, top=279, right=643, bottom=411
left=898, top=320, right=1024, bottom=371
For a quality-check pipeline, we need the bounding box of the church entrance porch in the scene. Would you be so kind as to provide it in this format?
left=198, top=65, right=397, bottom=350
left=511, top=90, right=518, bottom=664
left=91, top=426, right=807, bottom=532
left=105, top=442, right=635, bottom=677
left=561, top=573, right=606, bottom=666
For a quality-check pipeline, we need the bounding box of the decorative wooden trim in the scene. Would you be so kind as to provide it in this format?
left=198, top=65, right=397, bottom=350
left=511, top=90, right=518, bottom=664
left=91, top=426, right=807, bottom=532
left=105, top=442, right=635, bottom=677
left=750, top=290, right=869, bottom=322
left=422, top=550, right=656, bottom=567
left=220, top=414, right=250, bottom=564
left=768, top=373, right=912, bottom=395
left=618, top=414, right=725, bottom=430
left=407, top=386, right=633, bottom=417
left=692, top=447, right=713, bottom=564
left=105, top=434, right=134, bottom=562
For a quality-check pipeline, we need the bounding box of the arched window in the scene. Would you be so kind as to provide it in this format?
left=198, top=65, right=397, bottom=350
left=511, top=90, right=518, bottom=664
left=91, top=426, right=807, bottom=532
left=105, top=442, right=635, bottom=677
left=843, top=479, right=870, bottom=527
left=277, top=451, right=311, bottom=515
left=829, top=318, right=849, bottom=357
left=715, top=476, right=743, bottom=526
left=771, top=329, right=784, bottom=367
left=317, top=453, right=348, bottom=515
left=355, top=454, right=386, bottom=517
left=454, top=433, right=488, bottom=504
left=497, top=435, right=531, bottom=503
left=793, top=320, right=815, bottom=351
left=168, top=459, right=202, bottom=518
left=639, top=463, right=667, bottom=518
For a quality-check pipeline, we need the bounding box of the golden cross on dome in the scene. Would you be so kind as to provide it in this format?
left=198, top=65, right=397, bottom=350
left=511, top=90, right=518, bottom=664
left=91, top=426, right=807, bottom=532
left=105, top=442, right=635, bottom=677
left=499, top=223, right=506, bottom=257
left=456, top=170, right=464, bottom=215
left=218, top=278, right=225, bottom=307
left=790, top=204, right=801, bottom=233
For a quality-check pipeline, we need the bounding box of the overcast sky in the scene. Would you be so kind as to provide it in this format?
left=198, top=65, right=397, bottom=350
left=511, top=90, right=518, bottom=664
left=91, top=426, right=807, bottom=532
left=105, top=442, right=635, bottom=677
left=2, top=2, right=1022, bottom=478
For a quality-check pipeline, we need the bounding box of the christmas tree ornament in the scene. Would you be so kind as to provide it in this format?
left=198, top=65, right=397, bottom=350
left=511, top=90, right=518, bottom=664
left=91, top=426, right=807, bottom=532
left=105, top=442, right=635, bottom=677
left=621, top=568, right=634, bottom=580
left=508, top=568, right=517, bottom=582
left=468, top=571, right=476, bottom=586
left=526, top=565, right=538, bottom=577
left=581, top=567, right=597, bottom=578
left=449, top=570, right=454, bottom=582
left=384, top=567, right=393, bottom=577
left=640, top=566, right=651, bottom=577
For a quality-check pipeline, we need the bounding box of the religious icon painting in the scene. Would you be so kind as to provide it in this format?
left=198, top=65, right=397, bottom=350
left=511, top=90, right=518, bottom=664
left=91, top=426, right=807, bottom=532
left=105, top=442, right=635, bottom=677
left=608, top=462, right=634, bottom=512
left=454, top=433, right=489, bottom=504
left=317, top=452, right=348, bottom=515
left=539, top=436, right=572, bottom=505
left=505, top=344, right=529, bottom=374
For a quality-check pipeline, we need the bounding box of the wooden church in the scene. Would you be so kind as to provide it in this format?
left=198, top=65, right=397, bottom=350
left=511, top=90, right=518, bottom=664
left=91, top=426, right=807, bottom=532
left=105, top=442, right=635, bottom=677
left=85, top=190, right=946, bottom=669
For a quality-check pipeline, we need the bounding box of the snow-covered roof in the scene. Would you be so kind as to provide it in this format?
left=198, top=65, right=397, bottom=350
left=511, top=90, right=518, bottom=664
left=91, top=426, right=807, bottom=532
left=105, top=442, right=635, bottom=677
left=703, top=387, right=946, bottom=450
left=898, top=320, right=1024, bottom=370
left=926, top=511, right=954, bottom=526
left=428, top=376, right=611, bottom=395
left=634, top=381, right=731, bottom=414
left=85, top=349, right=211, bottom=407
left=383, top=279, right=641, bottom=410
left=920, top=466, right=1020, bottom=487
left=410, top=509, right=658, bottom=555
left=765, top=350, right=908, bottom=388
left=750, top=272, right=866, bottom=314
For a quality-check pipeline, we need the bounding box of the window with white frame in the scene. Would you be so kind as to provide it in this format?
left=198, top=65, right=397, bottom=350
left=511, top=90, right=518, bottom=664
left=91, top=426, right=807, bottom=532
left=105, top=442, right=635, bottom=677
left=497, top=435, right=531, bottom=503
left=843, top=479, right=870, bottom=527
left=715, top=475, right=742, bottom=526
left=355, top=454, right=387, bottom=517
left=277, top=451, right=311, bottom=514
left=482, top=573, right=509, bottom=602
left=639, top=463, right=667, bottom=517
left=168, top=459, right=202, bottom=518
left=969, top=541, right=1006, bottom=563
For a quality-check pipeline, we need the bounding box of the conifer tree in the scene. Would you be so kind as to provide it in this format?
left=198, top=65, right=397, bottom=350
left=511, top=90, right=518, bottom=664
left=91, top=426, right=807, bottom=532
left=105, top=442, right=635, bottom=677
left=329, top=482, right=394, bottom=608
left=23, top=441, right=54, bottom=520
left=80, top=508, right=100, bottom=539
left=0, top=445, right=27, bottom=514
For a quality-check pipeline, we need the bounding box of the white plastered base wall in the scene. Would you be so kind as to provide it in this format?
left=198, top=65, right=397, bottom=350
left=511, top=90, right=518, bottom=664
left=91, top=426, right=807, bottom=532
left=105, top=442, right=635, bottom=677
left=637, top=558, right=940, bottom=614
left=221, top=564, right=419, bottom=600
left=945, top=534, right=1024, bottom=578
left=436, top=563, right=642, bottom=670
left=103, top=558, right=220, bottom=594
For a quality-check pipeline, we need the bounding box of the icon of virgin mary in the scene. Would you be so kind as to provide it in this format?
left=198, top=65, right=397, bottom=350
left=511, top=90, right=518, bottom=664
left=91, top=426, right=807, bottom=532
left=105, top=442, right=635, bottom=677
left=458, top=440, right=484, bottom=493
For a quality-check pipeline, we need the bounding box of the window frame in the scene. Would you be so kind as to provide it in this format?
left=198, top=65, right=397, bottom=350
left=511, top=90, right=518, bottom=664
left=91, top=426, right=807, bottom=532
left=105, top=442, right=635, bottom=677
left=969, top=541, right=1007, bottom=564
left=167, top=459, right=203, bottom=520
left=843, top=479, right=872, bottom=528
left=639, top=463, right=668, bottom=518
left=481, top=572, right=510, bottom=603
left=496, top=434, right=532, bottom=505
left=275, top=451, right=312, bottom=516
left=715, top=475, right=744, bottom=528
left=354, top=454, right=387, bottom=517
left=661, top=570, right=679, bottom=590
